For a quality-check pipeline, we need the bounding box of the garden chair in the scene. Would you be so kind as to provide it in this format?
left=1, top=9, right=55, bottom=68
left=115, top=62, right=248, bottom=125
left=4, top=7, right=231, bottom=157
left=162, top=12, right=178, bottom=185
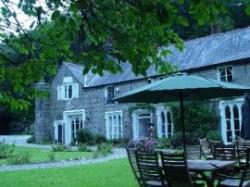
left=199, top=138, right=213, bottom=160
left=209, top=140, right=222, bottom=156
left=217, top=148, right=250, bottom=187
left=213, top=143, right=236, bottom=161
left=135, top=151, right=168, bottom=187
left=160, top=152, right=205, bottom=187
left=213, top=143, right=237, bottom=178
left=126, top=147, right=142, bottom=187
left=236, top=137, right=250, bottom=166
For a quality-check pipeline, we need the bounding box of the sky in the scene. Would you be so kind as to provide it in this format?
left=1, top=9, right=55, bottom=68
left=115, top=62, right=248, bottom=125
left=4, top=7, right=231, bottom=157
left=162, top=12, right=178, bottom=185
left=0, top=0, right=48, bottom=33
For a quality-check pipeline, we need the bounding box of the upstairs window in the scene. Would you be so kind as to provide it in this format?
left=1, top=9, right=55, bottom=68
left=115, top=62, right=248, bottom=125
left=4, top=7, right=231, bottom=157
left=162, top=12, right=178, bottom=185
left=105, top=85, right=114, bottom=104
left=218, top=66, right=233, bottom=82
left=57, top=77, right=79, bottom=100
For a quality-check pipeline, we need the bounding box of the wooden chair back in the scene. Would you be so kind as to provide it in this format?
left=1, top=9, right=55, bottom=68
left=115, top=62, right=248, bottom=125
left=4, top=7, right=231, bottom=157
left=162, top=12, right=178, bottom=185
left=239, top=148, right=250, bottom=187
left=135, top=151, right=166, bottom=187
left=160, top=152, right=194, bottom=187
left=208, top=140, right=221, bottom=156
left=236, top=138, right=250, bottom=164
left=213, top=143, right=236, bottom=161
left=126, top=147, right=142, bottom=186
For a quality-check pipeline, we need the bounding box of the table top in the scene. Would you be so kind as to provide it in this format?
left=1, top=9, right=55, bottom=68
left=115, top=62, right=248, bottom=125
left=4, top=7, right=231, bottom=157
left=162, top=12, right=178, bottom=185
left=187, top=160, right=236, bottom=171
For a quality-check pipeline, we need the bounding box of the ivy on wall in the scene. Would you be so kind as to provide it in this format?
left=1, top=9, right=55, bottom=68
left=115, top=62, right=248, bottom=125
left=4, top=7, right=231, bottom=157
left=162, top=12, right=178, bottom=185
left=128, top=103, right=155, bottom=116
left=167, top=101, right=219, bottom=144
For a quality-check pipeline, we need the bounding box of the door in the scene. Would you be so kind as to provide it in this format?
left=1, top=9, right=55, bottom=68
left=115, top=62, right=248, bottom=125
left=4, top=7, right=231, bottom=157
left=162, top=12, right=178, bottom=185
left=139, top=118, right=150, bottom=137
left=58, top=125, right=63, bottom=144
left=69, top=115, right=83, bottom=143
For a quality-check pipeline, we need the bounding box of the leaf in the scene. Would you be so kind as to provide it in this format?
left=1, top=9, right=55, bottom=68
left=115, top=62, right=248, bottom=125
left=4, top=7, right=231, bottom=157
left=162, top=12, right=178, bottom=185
left=246, top=5, right=250, bottom=16
left=51, top=10, right=61, bottom=20
left=176, top=16, right=189, bottom=27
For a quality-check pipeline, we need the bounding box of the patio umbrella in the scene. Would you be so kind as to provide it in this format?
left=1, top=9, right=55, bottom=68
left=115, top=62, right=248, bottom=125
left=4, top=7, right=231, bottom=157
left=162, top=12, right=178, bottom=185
left=115, top=73, right=250, bottom=153
left=241, top=93, right=250, bottom=139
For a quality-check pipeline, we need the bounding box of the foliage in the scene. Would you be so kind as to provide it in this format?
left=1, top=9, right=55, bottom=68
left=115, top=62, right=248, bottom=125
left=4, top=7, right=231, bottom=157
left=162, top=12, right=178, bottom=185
left=93, top=143, right=113, bottom=158
left=206, top=130, right=222, bottom=141
left=47, top=152, right=55, bottom=161
left=108, top=138, right=129, bottom=148
left=156, top=138, right=172, bottom=149
left=166, top=132, right=198, bottom=148
left=77, top=143, right=92, bottom=152
left=0, top=146, right=93, bottom=165
left=0, top=0, right=246, bottom=109
left=7, top=152, right=31, bottom=165
left=95, top=134, right=107, bottom=145
left=76, top=129, right=95, bottom=145
left=27, top=136, right=35, bottom=144
left=0, top=141, right=15, bottom=159
left=128, top=137, right=157, bottom=152
left=169, top=101, right=218, bottom=145
left=128, top=103, right=155, bottom=116
left=51, top=144, right=68, bottom=152
left=41, top=136, right=53, bottom=145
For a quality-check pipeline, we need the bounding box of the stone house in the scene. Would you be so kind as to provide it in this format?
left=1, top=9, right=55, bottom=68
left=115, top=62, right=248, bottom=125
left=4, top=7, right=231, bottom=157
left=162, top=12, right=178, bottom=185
left=34, top=27, right=250, bottom=145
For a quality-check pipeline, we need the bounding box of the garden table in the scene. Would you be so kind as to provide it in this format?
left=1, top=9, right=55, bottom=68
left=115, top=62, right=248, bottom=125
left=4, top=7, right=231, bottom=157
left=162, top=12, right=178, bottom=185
left=187, top=160, right=236, bottom=187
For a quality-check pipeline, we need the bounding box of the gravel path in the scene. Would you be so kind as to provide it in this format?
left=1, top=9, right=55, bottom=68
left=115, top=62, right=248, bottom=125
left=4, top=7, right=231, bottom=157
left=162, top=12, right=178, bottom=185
left=0, top=148, right=127, bottom=172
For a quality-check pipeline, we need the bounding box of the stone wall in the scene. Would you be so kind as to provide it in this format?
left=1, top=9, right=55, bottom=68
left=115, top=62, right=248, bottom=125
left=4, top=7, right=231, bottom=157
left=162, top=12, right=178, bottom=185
left=49, top=63, right=151, bottom=140
left=34, top=82, right=52, bottom=143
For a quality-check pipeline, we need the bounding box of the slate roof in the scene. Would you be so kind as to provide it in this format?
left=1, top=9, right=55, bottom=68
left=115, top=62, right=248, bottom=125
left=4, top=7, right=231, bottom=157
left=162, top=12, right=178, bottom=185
left=64, top=27, right=250, bottom=87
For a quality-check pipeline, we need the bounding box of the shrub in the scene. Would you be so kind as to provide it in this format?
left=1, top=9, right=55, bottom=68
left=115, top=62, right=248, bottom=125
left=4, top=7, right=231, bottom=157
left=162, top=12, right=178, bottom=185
left=128, top=138, right=157, bottom=152
left=93, top=143, right=113, bottom=158
left=78, top=143, right=91, bottom=152
left=48, top=152, right=55, bottom=161
left=165, top=132, right=199, bottom=149
left=42, top=136, right=53, bottom=144
left=76, top=129, right=95, bottom=145
left=170, top=101, right=218, bottom=144
left=95, top=134, right=107, bottom=144
left=27, top=136, right=35, bottom=144
left=99, top=143, right=113, bottom=156
left=7, top=152, right=31, bottom=165
left=156, top=138, right=172, bottom=149
left=206, top=130, right=221, bottom=141
left=168, top=132, right=184, bottom=149
left=0, top=141, right=15, bottom=159
left=52, top=144, right=67, bottom=152
left=109, top=138, right=129, bottom=148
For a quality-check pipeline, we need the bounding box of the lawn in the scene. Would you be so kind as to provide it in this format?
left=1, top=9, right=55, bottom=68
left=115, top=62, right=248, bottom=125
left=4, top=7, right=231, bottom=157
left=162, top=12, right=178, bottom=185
left=0, top=158, right=138, bottom=187
left=0, top=146, right=93, bottom=165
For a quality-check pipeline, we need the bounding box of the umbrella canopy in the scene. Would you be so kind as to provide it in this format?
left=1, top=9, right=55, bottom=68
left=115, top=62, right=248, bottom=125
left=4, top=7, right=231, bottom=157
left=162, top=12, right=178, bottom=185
left=115, top=73, right=250, bottom=153
left=115, top=74, right=250, bottom=103
left=241, top=94, right=250, bottom=139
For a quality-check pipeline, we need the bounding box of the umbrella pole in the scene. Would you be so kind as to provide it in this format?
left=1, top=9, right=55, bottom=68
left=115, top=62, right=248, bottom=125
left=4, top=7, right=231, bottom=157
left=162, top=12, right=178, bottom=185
left=179, top=91, right=187, bottom=155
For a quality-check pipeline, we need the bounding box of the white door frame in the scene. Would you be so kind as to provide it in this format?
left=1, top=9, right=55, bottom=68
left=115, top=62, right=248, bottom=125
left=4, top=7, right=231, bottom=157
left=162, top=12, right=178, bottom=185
left=63, top=109, right=85, bottom=145
left=132, top=109, right=153, bottom=139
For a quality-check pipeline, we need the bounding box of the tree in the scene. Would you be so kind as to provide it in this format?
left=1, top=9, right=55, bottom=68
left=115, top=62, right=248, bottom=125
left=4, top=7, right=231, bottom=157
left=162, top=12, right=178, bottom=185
left=0, top=0, right=249, bottom=110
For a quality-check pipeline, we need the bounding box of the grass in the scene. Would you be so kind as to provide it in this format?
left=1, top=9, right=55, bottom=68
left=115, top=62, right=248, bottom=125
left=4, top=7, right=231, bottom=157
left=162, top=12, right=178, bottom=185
left=0, top=146, right=93, bottom=165
left=0, top=158, right=138, bottom=187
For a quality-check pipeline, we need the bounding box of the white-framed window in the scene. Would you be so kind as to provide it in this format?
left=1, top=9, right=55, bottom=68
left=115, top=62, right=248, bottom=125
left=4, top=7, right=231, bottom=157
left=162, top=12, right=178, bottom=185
left=157, top=107, right=174, bottom=138
left=57, top=77, right=79, bottom=100
left=105, top=111, right=123, bottom=139
left=105, top=85, right=114, bottom=104
left=219, top=99, right=243, bottom=144
left=218, top=66, right=233, bottom=82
